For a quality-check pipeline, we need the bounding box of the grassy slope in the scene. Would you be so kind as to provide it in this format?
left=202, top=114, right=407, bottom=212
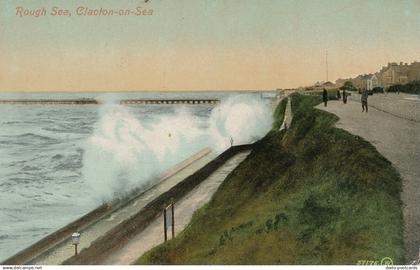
left=137, top=94, right=404, bottom=264
left=272, top=97, right=288, bottom=130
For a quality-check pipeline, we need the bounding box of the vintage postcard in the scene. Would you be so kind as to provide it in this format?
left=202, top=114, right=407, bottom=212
left=0, top=0, right=419, bottom=268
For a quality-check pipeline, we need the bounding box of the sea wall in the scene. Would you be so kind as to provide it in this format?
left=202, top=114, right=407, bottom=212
left=2, top=148, right=212, bottom=265
left=63, top=144, right=253, bottom=265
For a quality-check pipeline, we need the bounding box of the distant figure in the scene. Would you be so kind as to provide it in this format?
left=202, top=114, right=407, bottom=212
left=230, top=137, right=234, bottom=147
left=336, top=90, right=341, bottom=100
left=361, top=89, right=368, bottom=112
left=322, top=88, right=328, bottom=107
left=342, top=90, right=347, bottom=104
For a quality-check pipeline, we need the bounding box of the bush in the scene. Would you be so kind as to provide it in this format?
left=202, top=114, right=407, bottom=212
left=306, top=90, right=338, bottom=100
left=372, top=87, right=384, bottom=94
left=340, top=81, right=357, bottom=92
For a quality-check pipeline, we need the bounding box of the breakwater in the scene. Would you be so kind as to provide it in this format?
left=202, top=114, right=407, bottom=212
left=0, top=99, right=220, bottom=105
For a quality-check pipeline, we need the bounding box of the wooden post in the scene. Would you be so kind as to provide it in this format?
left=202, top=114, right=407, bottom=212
left=418, top=245, right=420, bottom=264
left=171, top=202, right=175, bottom=239
left=74, top=244, right=78, bottom=255
left=163, top=207, right=167, bottom=242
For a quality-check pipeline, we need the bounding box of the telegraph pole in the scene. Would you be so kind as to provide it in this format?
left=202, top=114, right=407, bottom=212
left=326, top=50, right=329, bottom=82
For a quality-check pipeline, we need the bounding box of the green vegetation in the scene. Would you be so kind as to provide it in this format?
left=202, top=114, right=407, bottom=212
left=340, top=81, right=357, bottom=92
left=388, top=80, right=420, bottom=94
left=272, top=97, right=288, bottom=130
left=306, top=89, right=339, bottom=100
left=372, top=87, right=384, bottom=94
left=137, top=94, right=404, bottom=265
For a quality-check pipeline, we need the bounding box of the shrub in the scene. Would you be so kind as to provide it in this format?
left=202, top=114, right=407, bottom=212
left=388, top=80, right=420, bottom=94
left=372, top=87, right=384, bottom=93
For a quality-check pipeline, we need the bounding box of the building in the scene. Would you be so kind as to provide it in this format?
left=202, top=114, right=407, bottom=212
left=366, top=74, right=379, bottom=90
left=408, top=61, right=420, bottom=82
left=312, top=81, right=336, bottom=90
left=380, top=62, right=409, bottom=88
left=335, top=78, right=350, bottom=88
left=336, top=61, right=420, bottom=91
left=352, top=74, right=371, bottom=90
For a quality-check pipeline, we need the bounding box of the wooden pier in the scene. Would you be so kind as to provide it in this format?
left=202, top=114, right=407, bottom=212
left=0, top=99, right=220, bottom=105
left=0, top=99, right=99, bottom=105
left=119, top=99, right=220, bottom=105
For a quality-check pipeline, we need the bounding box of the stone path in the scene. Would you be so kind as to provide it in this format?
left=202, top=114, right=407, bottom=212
left=280, top=97, right=293, bottom=131
left=30, top=149, right=214, bottom=265
left=317, top=100, right=420, bottom=262
left=102, top=151, right=251, bottom=265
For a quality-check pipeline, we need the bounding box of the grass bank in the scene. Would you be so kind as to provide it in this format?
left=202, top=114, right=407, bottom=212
left=137, top=94, right=404, bottom=264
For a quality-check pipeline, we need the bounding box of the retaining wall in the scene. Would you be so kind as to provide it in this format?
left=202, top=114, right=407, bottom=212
left=63, top=144, right=253, bottom=265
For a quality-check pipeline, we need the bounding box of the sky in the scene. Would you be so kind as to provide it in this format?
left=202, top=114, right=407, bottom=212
left=0, top=0, right=419, bottom=92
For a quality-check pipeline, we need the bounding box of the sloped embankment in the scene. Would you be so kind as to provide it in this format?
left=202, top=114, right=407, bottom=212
left=138, top=94, right=404, bottom=264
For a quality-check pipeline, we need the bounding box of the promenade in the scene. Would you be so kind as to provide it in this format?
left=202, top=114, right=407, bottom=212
left=103, top=151, right=251, bottom=264
left=348, top=92, right=420, bottom=122
left=318, top=96, right=420, bottom=262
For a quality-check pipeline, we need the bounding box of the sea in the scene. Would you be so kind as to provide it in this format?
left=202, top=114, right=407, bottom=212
left=0, top=91, right=275, bottom=262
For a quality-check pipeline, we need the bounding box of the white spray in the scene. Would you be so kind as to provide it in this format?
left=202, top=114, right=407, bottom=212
left=209, top=95, right=272, bottom=151
left=82, top=95, right=272, bottom=202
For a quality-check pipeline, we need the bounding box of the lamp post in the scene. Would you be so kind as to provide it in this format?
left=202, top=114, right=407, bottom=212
left=71, top=232, right=81, bottom=256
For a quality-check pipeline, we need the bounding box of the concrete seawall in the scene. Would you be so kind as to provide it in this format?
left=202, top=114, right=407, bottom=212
left=63, top=144, right=253, bottom=265
left=2, top=148, right=212, bottom=265
left=104, top=150, right=251, bottom=264
left=2, top=204, right=111, bottom=265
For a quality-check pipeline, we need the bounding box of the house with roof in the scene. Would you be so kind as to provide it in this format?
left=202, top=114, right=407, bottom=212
left=366, top=74, right=379, bottom=90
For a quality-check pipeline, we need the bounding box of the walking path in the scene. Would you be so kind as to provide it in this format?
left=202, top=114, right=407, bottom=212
left=30, top=149, right=214, bottom=265
left=280, top=98, right=293, bottom=131
left=317, top=100, right=420, bottom=262
left=103, top=151, right=251, bottom=265
left=348, top=92, right=420, bottom=122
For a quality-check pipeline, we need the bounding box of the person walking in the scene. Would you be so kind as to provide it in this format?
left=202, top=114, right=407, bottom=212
left=322, top=88, right=328, bottom=107
left=336, top=89, right=341, bottom=100
left=361, top=89, right=368, bottom=112
left=342, top=89, right=347, bottom=104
